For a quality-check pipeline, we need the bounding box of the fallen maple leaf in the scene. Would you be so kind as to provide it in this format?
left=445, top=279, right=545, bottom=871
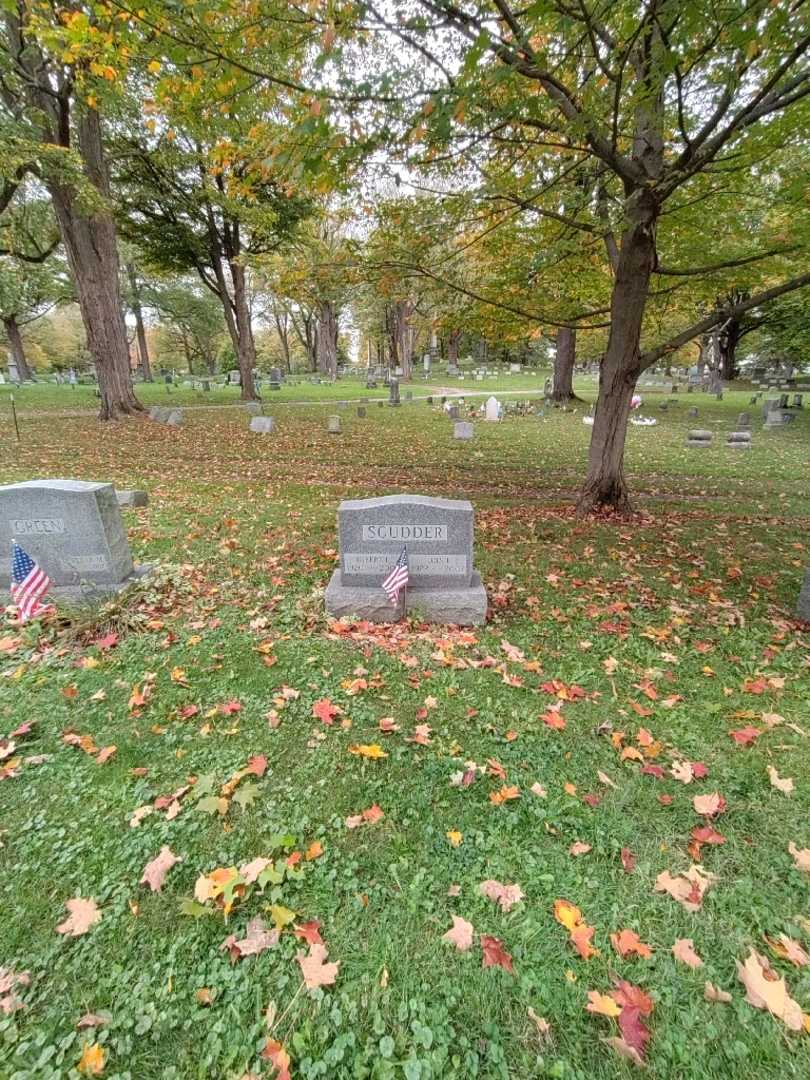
left=670, top=760, right=694, bottom=784
left=294, top=920, right=323, bottom=946
left=305, top=840, right=323, bottom=861
left=692, top=792, right=726, bottom=817
left=767, top=765, right=794, bottom=794
left=490, top=784, right=520, bottom=805
left=221, top=917, right=279, bottom=961
left=479, top=880, right=524, bottom=912
left=672, top=938, right=703, bottom=968
left=348, top=743, right=387, bottom=759
left=571, top=923, right=598, bottom=960
left=704, top=981, right=732, bottom=1003
left=611, top=929, right=653, bottom=960
left=57, top=897, right=101, bottom=937
left=443, top=915, right=474, bottom=951
left=480, top=934, right=514, bottom=972
left=298, top=943, right=339, bottom=989
left=602, top=1036, right=645, bottom=1068
left=246, top=754, right=267, bottom=777
left=737, top=948, right=803, bottom=1030
left=140, top=846, right=182, bottom=893
left=345, top=804, right=383, bottom=828
left=766, top=934, right=810, bottom=967
left=378, top=716, right=399, bottom=733
left=729, top=726, right=761, bottom=746
left=261, top=1038, right=292, bottom=1080
left=621, top=848, right=636, bottom=874
left=77, top=1042, right=105, bottom=1076
left=788, top=841, right=810, bottom=873
left=570, top=841, right=592, bottom=857
left=76, top=1013, right=107, bottom=1030
left=446, top=829, right=463, bottom=847
left=553, top=899, right=582, bottom=931
left=530, top=781, right=547, bottom=797
left=312, top=698, right=340, bottom=725
left=95, top=745, right=116, bottom=765
left=654, top=865, right=716, bottom=913
left=586, top=990, right=621, bottom=1017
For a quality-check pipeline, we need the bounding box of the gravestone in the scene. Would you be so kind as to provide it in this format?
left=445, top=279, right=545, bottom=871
left=686, top=430, right=712, bottom=448
left=426, top=396, right=433, bottom=405
left=338, top=400, right=348, bottom=408
left=202, top=380, right=211, bottom=392
left=794, top=394, right=803, bottom=408
left=688, top=406, right=698, bottom=418
left=116, top=490, right=149, bottom=509
left=324, top=494, right=487, bottom=625
left=228, top=370, right=241, bottom=385
left=249, top=416, right=275, bottom=434
left=377, top=400, right=384, bottom=408
left=245, top=402, right=261, bottom=415
left=405, top=390, right=413, bottom=402
left=658, top=402, right=668, bottom=411
left=0, top=480, right=148, bottom=599
left=797, top=567, right=810, bottom=621
left=357, top=406, right=366, bottom=418
left=389, top=378, right=400, bottom=407
left=148, top=406, right=170, bottom=422
left=327, top=416, right=342, bottom=434
left=485, top=396, right=500, bottom=421
left=737, top=411, right=751, bottom=428
left=448, top=404, right=460, bottom=420
left=165, top=409, right=183, bottom=426
left=454, top=422, right=473, bottom=440
left=269, top=367, right=282, bottom=390
left=726, top=431, right=752, bottom=450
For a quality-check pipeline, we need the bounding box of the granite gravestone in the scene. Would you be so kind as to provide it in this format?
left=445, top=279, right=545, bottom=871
left=324, top=494, right=487, bottom=625
left=249, top=416, right=275, bottom=434
left=389, top=378, right=400, bottom=407
left=726, top=431, right=752, bottom=450
left=116, top=489, right=149, bottom=508
left=327, top=416, right=342, bottom=434
left=686, top=430, right=712, bottom=448
left=454, top=422, right=474, bottom=440
left=0, top=480, right=147, bottom=599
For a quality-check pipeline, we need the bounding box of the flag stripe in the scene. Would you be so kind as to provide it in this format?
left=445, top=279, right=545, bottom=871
left=9, top=542, right=51, bottom=623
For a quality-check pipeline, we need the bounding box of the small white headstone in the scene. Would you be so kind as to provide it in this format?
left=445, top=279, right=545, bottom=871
left=328, top=416, right=342, bottom=434
left=485, top=396, right=500, bottom=422
left=454, top=422, right=474, bottom=440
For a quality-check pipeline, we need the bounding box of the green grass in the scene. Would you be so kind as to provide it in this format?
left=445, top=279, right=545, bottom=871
left=1, top=387, right=809, bottom=1079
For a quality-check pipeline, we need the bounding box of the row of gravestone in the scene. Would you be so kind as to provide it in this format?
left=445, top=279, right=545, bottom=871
left=1, top=479, right=808, bottom=627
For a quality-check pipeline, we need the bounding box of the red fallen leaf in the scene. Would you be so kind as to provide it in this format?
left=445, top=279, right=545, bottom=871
left=178, top=704, right=199, bottom=719
left=378, top=717, right=399, bottom=733
left=611, top=929, right=653, bottom=959
left=691, top=762, right=708, bottom=779
left=487, top=759, right=507, bottom=779
left=743, top=677, right=768, bottom=695
left=294, top=920, right=323, bottom=945
left=621, top=848, right=636, bottom=874
left=691, top=825, right=726, bottom=846
left=640, top=764, right=665, bottom=779
left=10, top=722, right=34, bottom=738
left=312, top=699, right=340, bottom=725
left=613, top=979, right=654, bottom=1057
left=218, top=700, right=242, bottom=715
left=246, top=755, right=267, bottom=777
left=729, top=727, right=761, bottom=747
left=261, top=1038, right=292, bottom=1080
left=286, top=852, right=302, bottom=867
left=658, top=794, right=673, bottom=806
left=628, top=701, right=653, bottom=718
left=542, top=710, right=566, bottom=730
left=480, top=934, right=514, bottom=973
left=581, top=793, right=601, bottom=808
left=94, top=632, right=118, bottom=651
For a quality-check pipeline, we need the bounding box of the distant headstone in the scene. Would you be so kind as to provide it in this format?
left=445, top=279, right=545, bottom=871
left=454, top=422, right=473, bottom=440
left=389, top=378, right=400, bottom=407
left=228, top=370, right=241, bottom=385
left=324, top=494, right=487, bottom=625
left=447, top=404, right=460, bottom=420
left=249, top=416, right=275, bottom=434
left=202, top=380, right=211, bottom=392
left=715, top=391, right=723, bottom=401
left=405, top=390, right=413, bottom=401
left=338, top=400, right=348, bottom=408
left=245, top=402, right=261, bottom=415
left=797, top=567, right=810, bottom=621
left=0, top=479, right=148, bottom=599
left=357, top=406, right=366, bottom=418
left=485, top=396, right=500, bottom=421
left=165, top=409, right=183, bottom=426
left=377, top=400, right=384, bottom=408
left=116, top=490, right=149, bottom=509
left=686, top=430, right=712, bottom=448
left=726, top=431, right=752, bottom=449
left=426, top=396, right=433, bottom=405
left=736, top=411, right=751, bottom=429
left=794, top=394, right=803, bottom=408
left=688, top=407, right=698, bottom=418
left=509, top=363, right=521, bottom=373
left=658, top=402, right=668, bottom=411
left=327, top=416, right=342, bottom=434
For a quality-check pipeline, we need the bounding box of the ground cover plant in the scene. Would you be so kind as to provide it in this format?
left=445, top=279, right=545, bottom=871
left=1, top=387, right=809, bottom=1080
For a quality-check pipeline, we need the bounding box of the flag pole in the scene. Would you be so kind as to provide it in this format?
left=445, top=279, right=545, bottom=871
left=10, top=394, right=20, bottom=443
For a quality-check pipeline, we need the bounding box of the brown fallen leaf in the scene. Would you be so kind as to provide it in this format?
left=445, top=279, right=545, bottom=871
left=195, top=988, right=215, bottom=1006
left=611, top=929, right=653, bottom=960
left=704, top=981, right=732, bottom=1003
left=736, top=948, right=803, bottom=1030
left=57, top=897, right=101, bottom=937
left=76, top=1013, right=107, bottom=1030
left=569, top=841, right=592, bottom=857
left=766, top=934, right=810, bottom=967
left=767, top=765, right=794, bottom=795
left=443, top=915, right=474, bottom=951
left=788, top=841, right=810, bottom=873
left=298, top=943, right=339, bottom=989
left=692, top=792, right=726, bottom=817
left=672, top=938, right=703, bottom=968
left=140, top=846, right=182, bottom=893
left=527, top=1006, right=552, bottom=1041
left=602, top=1036, right=645, bottom=1068
left=95, top=745, right=117, bottom=765
left=480, top=934, right=514, bottom=972
left=654, top=866, right=716, bottom=913
left=479, top=879, right=524, bottom=912
left=221, top=917, right=280, bottom=961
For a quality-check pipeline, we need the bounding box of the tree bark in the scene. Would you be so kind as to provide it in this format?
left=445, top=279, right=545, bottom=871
left=717, top=317, right=741, bottom=381
left=577, top=191, right=658, bottom=515
left=394, top=299, right=415, bottom=379
left=230, top=261, right=258, bottom=399
left=127, top=264, right=152, bottom=381
left=49, top=109, right=142, bottom=419
left=3, top=315, right=33, bottom=381
left=316, top=299, right=338, bottom=378
left=552, top=326, right=578, bottom=401
left=448, top=328, right=461, bottom=364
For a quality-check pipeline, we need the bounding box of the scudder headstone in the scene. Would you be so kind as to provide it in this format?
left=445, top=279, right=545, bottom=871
left=0, top=480, right=147, bottom=598
left=325, top=494, right=487, bottom=624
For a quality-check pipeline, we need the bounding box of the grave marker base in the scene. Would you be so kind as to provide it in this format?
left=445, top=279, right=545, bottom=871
left=325, top=569, right=487, bottom=625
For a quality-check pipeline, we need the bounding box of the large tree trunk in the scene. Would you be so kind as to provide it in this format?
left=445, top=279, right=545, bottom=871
left=127, top=264, right=152, bottom=381
left=447, top=328, right=461, bottom=364
left=3, top=315, right=33, bottom=381
left=552, top=327, right=578, bottom=401
left=577, top=192, right=658, bottom=515
left=394, top=299, right=414, bottom=379
left=49, top=110, right=142, bottom=419
left=230, top=262, right=258, bottom=400
left=717, top=317, right=741, bottom=381
left=316, top=299, right=338, bottom=378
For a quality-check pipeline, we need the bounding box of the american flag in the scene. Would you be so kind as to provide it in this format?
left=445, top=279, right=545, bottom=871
left=382, top=545, right=409, bottom=606
left=10, top=541, right=52, bottom=623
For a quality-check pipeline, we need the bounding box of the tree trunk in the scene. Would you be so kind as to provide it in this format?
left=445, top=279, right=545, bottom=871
left=3, top=315, right=33, bottom=381
left=577, top=192, right=658, bottom=515
left=230, top=262, right=258, bottom=400
left=316, top=299, right=338, bottom=378
left=49, top=110, right=142, bottom=419
left=448, top=328, right=461, bottom=364
left=127, top=264, right=152, bottom=381
left=717, top=318, right=741, bottom=381
left=552, top=327, right=578, bottom=401
left=394, top=299, right=414, bottom=379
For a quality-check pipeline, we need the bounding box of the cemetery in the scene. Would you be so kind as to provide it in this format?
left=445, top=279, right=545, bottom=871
left=1, top=4, right=810, bottom=1079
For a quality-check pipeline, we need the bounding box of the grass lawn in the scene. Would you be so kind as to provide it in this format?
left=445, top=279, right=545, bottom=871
left=1, top=386, right=809, bottom=1079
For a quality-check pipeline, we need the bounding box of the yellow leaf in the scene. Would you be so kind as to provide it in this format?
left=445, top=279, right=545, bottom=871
left=348, top=743, right=387, bottom=759
left=148, top=60, right=161, bottom=73
left=446, top=830, right=463, bottom=847
left=78, top=1042, right=105, bottom=1075
left=585, top=990, right=621, bottom=1017
left=270, top=904, right=296, bottom=930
